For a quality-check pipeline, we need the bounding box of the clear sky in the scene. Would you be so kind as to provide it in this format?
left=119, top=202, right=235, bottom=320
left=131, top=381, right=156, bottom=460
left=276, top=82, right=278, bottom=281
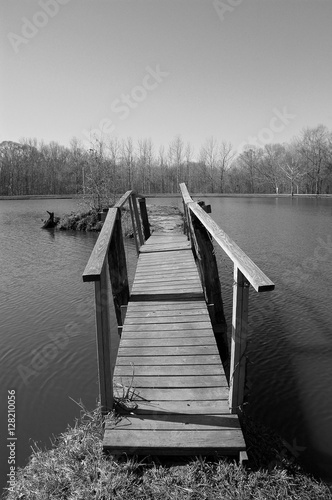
left=1, top=0, right=331, bottom=156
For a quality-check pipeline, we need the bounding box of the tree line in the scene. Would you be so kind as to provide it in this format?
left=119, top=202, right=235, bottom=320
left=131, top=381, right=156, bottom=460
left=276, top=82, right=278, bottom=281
left=0, top=124, right=331, bottom=208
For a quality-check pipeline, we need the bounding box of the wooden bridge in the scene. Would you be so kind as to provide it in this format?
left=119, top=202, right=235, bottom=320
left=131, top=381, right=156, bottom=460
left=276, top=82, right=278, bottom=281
left=83, top=184, right=275, bottom=461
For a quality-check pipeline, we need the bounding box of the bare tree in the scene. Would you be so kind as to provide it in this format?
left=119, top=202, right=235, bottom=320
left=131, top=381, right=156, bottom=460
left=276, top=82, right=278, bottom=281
left=218, top=141, right=235, bottom=192
left=296, top=125, right=332, bottom=194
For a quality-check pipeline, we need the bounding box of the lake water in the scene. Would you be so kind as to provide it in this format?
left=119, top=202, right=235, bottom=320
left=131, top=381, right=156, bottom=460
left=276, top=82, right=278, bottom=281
left=0, top=196, right=331, bottom=490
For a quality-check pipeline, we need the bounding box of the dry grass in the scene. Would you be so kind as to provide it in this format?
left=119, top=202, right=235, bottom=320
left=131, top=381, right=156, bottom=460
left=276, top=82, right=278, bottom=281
left=3, top=401, right=332, bottom=500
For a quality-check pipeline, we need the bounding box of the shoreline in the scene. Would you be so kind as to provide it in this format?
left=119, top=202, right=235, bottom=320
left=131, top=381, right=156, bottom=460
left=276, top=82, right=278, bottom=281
left=1, top=193, right=331, bottom=201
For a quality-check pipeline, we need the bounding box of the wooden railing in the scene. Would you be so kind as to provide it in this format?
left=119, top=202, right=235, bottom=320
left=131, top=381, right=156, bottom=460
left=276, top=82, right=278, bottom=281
left=179, top=183, right=275, bottom=414
left=82, top=191, right=150, bottom=413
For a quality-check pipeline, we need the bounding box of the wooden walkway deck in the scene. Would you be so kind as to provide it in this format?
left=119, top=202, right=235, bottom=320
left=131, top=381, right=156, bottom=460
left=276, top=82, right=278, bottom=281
left=104, top=233, right=247, bottom=457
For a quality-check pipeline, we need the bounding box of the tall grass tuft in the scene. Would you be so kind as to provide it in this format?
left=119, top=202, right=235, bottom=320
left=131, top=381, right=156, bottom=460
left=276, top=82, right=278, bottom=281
left=3, top=401, right=332, bottom=500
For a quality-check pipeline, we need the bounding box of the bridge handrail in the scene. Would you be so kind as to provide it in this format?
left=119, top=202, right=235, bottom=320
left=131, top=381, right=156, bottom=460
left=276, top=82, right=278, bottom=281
left=82, top=190, right=150, bottom=413
left=83, top=190, right=145, bottom=281
left=180, top=182, right=275, bottom=414
left=179, top=183, right=274, bottom=293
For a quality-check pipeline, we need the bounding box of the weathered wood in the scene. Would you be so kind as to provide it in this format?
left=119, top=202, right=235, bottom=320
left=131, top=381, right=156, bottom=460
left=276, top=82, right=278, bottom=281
left=123, top=314, right=210, bottom=325
left=82, top=208, right=117, bottom=281
left=114, top=364, right=224, bottom=376
left=94, top=262, right=113, bottom=414
left=122, top=330, right=213, bottom=339
left=117, top=345, right=219, bottom=356
left=128, top=196, right=140, bottom=256
left=108, top=210, right=129, bottom=327
left=104, top=429, right=245, bottom=455
left=83, top=188, right=249, bottom=458
left=126, top=300, right=204, bottom=309
left=113, top=374, right=228, bottom=388
left=229, top=266, right=249, bottom=413
left=140, top=245, right=191, bottom=253
left=119, top=399, right=230, bottom=414
left=125, top=307, right=207, bottom=317
left=139, top=198, right=150, bottom=241
left=190, top=211, right=229, bottom=362
left=107, top=413, right=241, bottom=430
left=116, top=354, right=221, bottom=366
left=121, top=386, right=228, bottom=401
left=122, top=321, right=211, bottom=331
left=120, top=337, right=216, bottom=347
left=132, top=193, right=144, bottom=247
left=130, top=292, right=204, bottom=301
left=114, top=190, right=134, bottom=208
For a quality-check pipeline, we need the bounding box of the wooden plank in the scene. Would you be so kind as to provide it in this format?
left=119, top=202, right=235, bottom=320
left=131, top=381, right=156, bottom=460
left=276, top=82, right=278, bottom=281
left=125, top=386, right=229, bottom=401
left=140, top=246, right=191, bottom=253
left=137, top=259, right=194, bottom=268
left=116, top=355, right=221, bottom=366
left=134, top=273, right=196, bottom=281
left=133, top=276, right=200, bottom=284
left=122, top=329, right=213, bottom=339
left=144, top=237, right=187, bottom=244
left=130, top=292, right=204, bottom=301
left=131, top=285, right=203, bottom=294
left=125, top=308, right=208, bottom=317
left=139, top=249, right=193, bottom=259
left=114, top=364, right=224, bottom=376
left=120, top=337, right=216, bottom=347
left=113, top=374, right=228, bottom=388
left=137, top=259, right=195, bottom=268
left=104, top=429, right=245, bottom=454
left=117, top=346, right=219, bottom=356
left=107, top=413, right=241, bottom=431
left=126, top=301, right=206, bottom=310
left=122, top=322, right=212, bottom=331
left=123, top=315, right=210, bottom=325
left=121, top=400, right=229, bottom=414
left=142, top=241, right=191, bottom=248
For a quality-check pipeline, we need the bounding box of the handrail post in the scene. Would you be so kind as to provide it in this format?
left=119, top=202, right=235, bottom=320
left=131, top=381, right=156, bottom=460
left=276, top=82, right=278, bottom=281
left=132, top=193, right=144, bottom=246
left=94, top=261, right=113, bottom=414
left=229, top=265, right=249, bottom=414
left=138, top=196, right=150, bottom=241
left=108, top=209, right=130, bottom=329
left=128, top=196, right=140, bottom=255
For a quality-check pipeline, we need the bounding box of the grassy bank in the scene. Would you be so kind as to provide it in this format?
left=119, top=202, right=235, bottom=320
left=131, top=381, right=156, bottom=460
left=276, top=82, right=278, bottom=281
left=4, top=403, right=331, bottom=500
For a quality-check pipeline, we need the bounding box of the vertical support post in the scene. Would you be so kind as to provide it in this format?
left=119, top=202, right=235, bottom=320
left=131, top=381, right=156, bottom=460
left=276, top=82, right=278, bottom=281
left=94, top=261, right=113, bottom=414
left=128, top=196, right=139, bottom=256
left=190, top=212, right=228, bottom=364
left=108, top=209, right=130, bottom=327
left=132, top=193, right=144, bottom=247
left=229, top=265, right=249, bottom=414
left=182, top=200, right=188, bottom=237
left=138, top=197, right=151, bottom=241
